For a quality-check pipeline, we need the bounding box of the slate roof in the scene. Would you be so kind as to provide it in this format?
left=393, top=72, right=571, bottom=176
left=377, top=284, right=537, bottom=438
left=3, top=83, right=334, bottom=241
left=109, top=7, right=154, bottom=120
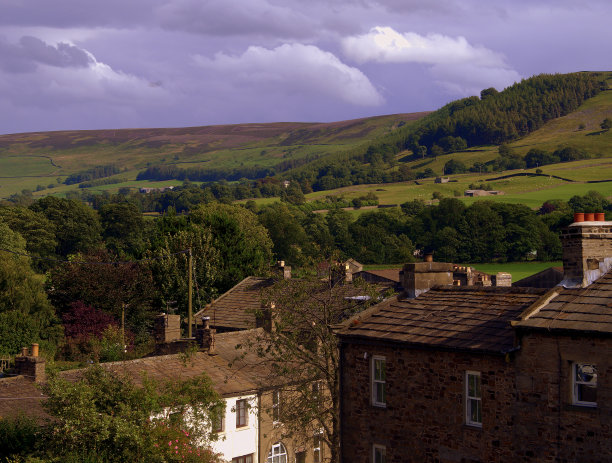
left=195, top=276, right=273, bottom=330
left=515, top=270, right=612, bottom=333
left=338, top=285, right=547, bottom=353
left=0, top=329, right=269, bottom=423
left=195, top=275, right=393, bottom=331
left=62, top=329, right=266, bottom=396
left=0, top=376, right=49, bottom=421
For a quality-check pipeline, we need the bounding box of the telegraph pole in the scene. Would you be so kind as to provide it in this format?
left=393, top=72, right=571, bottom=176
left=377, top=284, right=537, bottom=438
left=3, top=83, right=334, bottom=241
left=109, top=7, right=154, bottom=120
left=121, top=303, right=126, bottom=352
left=188, top=248, right=193, bottom=338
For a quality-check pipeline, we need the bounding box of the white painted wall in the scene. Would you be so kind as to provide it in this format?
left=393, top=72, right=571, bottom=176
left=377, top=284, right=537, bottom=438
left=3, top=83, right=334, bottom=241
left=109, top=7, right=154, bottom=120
left=212, top=394, right=259, bottom=462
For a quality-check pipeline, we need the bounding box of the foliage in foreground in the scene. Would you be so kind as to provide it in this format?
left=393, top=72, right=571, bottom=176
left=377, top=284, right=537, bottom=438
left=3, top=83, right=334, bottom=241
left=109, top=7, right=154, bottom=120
left=0, top=365, right=226, bottom=463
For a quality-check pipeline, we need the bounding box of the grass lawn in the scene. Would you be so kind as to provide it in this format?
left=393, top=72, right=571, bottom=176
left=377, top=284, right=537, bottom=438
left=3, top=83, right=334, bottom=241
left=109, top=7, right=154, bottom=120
left=363, top=261, right=561, bottom=282
left=466, top=261, right=562, bottom=282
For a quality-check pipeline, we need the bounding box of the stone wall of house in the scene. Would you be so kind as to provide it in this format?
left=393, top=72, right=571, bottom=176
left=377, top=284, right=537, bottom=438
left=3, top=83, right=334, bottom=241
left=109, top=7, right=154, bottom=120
left=513, top=330, right=612, bottom=462
left=258, top=389, right=323, bottom=463
left=341, top=333, right=612, bottom=463
left=340, top=342, right=516, bottom=463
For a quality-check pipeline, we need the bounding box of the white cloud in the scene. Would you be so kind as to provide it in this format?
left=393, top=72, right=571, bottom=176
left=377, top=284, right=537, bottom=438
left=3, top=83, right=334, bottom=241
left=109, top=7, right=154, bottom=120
left=342, top=26, right=506, bottom=66
left=342, top=26, right=520, bottom=95
left=195, top=43, right=384, bottom=106
left=0, top=35, right=169, bottom=132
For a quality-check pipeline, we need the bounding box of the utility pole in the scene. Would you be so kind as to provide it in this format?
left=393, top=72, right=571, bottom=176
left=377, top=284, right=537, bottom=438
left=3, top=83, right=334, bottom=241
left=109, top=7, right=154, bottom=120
left=121, top=303, right=126, bottom=352
left=188, top=248, right=193, bottom=338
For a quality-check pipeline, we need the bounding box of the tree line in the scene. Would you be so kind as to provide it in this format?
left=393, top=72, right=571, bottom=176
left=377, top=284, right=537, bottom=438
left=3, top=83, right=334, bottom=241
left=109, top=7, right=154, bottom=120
left=124, top=73, right=606, bottom=196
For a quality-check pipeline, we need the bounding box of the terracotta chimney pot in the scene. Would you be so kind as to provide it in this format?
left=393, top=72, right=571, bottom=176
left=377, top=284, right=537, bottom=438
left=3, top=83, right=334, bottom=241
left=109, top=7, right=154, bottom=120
left=585, top=212, right=595, bottom=221
left=21, top=347, right=28, bottom=357
left=595, top=212, right=605, bottom=221
left=424, top=253, right=433, bottom=263
left=573, top=212, right=584, bottom=223
left=31, top=343, right=39, bottom=357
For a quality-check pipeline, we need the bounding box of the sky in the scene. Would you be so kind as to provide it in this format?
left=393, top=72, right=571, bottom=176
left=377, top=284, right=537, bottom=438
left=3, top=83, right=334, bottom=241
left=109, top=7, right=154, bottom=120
left=1, top=0, right=611, bottom=135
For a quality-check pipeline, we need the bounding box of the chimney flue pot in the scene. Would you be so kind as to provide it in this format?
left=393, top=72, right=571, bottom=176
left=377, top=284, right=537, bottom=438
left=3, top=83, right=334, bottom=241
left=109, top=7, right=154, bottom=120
left=595, top=212, right=605, bottom=222
left=585, top=212, right=595, bottom=222
left=424, top=253, right=433, bottom=263
left=31, top=343, right=39, bottom=357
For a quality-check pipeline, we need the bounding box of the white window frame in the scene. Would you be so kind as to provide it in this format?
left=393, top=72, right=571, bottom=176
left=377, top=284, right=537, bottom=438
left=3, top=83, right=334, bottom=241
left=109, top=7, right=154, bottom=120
left=213, top=405, right=225, bottom=433
left=236, top=399, right=248, bottom=428
left=465, top=371, right=482, bottom=427
left=267, top=442, right=287, bottom=463
left=272, top=390, right=281, bottom=423
left=371, top=356, right=386, bottom=407
left=373, top=444, right=386, bottom=463
left=572, top=363, right=597, bottom=407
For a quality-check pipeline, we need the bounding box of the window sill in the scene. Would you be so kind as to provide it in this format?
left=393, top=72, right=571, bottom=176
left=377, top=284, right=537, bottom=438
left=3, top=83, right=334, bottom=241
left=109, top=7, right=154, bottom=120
left=564, top=403, right=597, bottom=412
left=372, top=403, right=387, bottom=409
left=464, top=423, right=483, bottom=430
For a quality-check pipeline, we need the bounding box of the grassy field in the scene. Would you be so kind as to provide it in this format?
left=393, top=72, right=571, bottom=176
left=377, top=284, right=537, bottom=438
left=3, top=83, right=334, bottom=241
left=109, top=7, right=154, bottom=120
left=467, top=261, right=562, bottom=282
left=363, top=261, right=562, bottom=282
left=293, top=157, right=612, bottom=213
left=0, top=113, right=419, bottom=199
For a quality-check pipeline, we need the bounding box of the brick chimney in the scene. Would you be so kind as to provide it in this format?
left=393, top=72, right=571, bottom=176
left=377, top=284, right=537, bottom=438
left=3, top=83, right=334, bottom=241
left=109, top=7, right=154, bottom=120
left=274, top=261, right=291, bottom=280
left=560, top=213, right=612, bottom=288
left=15, top=343, right=45, bottom=383
left=154, top=313, right=181, bottom=343
left=400, top=258, right=454, bottom=298
left=196, top=317, right=216, bottom=354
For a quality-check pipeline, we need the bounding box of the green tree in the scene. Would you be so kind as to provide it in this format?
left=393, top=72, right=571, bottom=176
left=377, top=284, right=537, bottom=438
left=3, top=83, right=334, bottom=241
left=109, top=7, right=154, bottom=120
left=99, top=202, right=151, bottom=258
left=0, top=220, right=62, bottom=355
left=258, top=203, right=313, bottom=266
left=30, top=197, right=102, bottom=257
left=443, top=159, right=467, bottom=174
left=600, top=117, right=612, bottom=131
left=0, top=206, right=57, bottom=270
left=568, top=190, right=609, bottom=213
left=42, top=364, right=225, bottom=463
left=189, top=203, right=273, bottom=293
left=147, top=227, right=220, bottom=324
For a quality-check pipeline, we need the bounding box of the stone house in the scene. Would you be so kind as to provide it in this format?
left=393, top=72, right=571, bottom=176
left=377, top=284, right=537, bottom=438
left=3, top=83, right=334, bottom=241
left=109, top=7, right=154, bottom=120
left=0, top=328, right=322, bottom=463
left=337, top=216, right=612, bottom=462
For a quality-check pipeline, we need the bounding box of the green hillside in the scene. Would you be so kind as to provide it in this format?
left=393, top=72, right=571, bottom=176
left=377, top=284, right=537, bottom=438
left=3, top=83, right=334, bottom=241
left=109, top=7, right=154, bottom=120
left=0, top=113, right=424, bottom=199
left=1, top=72, right=611, bottom=207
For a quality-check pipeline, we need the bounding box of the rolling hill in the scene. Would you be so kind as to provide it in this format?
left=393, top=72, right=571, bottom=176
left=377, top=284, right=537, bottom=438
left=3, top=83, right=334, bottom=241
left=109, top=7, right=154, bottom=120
left=1, top=71, right=611, bottom=208
left=0, top=113, right=426, bottom=199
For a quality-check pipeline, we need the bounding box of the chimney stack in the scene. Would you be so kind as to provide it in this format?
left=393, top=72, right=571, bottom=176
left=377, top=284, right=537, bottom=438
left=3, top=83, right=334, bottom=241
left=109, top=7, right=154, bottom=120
left=15, top=344, right=45, bottom=383
left=560, top=213, right=611, bottom=288
left=196, top=317, right=216, bottom=354
left=274, top=261, right=291, bottom=280
left=401, top=259, right=454, bottom=298
left=154, top=313, right=181, bottom=344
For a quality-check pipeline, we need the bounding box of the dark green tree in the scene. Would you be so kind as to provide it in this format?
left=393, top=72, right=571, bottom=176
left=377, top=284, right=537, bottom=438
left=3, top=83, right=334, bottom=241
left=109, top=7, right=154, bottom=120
left=189, top=203, right=273, bottom=293
left=99, top=202, right=152, bottom=258
left=30, top=196, right=102, bottom=256
left=0, top=220, right=62, bottom=355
